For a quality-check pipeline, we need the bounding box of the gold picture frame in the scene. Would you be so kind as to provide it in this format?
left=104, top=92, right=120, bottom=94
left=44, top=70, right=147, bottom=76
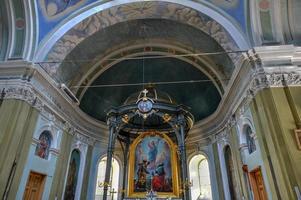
left=127, top=131, right=180, bottom=198
left=294, top=129, right=301, bottom=150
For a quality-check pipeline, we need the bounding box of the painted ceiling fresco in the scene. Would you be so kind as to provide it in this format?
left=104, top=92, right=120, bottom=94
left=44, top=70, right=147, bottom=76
left=37, top=0, right=247, bottom=42
left=56, top=19, right=233, bottom=86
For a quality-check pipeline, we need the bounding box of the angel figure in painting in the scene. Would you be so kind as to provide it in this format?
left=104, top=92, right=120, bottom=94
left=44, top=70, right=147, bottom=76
left=148, top=139, right=160, bottom=170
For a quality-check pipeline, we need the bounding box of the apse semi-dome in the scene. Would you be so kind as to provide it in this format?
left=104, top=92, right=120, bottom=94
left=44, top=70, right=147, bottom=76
left=79, top=57, right=222, bottom=122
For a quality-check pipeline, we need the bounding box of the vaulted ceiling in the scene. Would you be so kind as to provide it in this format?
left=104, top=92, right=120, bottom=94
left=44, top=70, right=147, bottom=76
left=58, top=19, right=233, bottom=123
left=79, top=57, right=221, bottom=122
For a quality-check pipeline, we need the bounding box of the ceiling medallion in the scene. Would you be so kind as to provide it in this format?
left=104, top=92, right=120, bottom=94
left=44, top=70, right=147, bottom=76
left=136, top=89, right=155, bottom=119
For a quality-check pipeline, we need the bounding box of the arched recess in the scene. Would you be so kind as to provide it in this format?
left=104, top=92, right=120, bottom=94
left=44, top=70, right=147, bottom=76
left=189, top=154, right=212, bottom=200
left=243, top=125, right=256, bottom=154
left=4, top=0, right=37, bottom=60
left=0, top=1, right=9, bottom=60
left=224, top=145, right=238, bottom=200
left=35, top=0, right=249, bottom=70
left=34, top=130, right=52, bottom=160
left=64, top=149, right=81, bottom=200
left=95, top=156, right=120, bottom=200
left=237, top=117, right=257, bottom=154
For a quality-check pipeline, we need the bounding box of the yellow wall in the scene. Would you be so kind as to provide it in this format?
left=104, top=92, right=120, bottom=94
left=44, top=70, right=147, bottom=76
left=250, top=87, right=301, bottom=200
left=48, top=131, right=74, bottom=199
left=0, top=99, right=39, bottom=199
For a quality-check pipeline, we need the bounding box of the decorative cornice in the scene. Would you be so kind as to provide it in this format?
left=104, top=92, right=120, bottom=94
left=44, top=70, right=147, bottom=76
left=0, top=61, right=106, bottom=145
left=2, top=45, right=301, bottom=147
left=188, top=45, right=301, bottom=145
left=75, top=132, right=95, bottom=146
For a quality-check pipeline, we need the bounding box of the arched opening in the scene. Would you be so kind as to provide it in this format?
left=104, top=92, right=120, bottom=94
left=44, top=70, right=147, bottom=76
left=189, top=154, right=212, bottom=200
left=0, top=2, right=8, bottom=60
left=224, top=145, right=237, bottom=200
left=95, top=157, right=120, bottom=200
left=245, top=125, right=256, bottom=154
left=64, top=149, right=81, bottom=200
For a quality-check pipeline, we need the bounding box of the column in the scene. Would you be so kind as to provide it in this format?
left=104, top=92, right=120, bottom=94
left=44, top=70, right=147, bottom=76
left=121, top=139, right=130, bottom=200
left=103, top=117, right=118, bottom=200
left=177, top=115, right=190, bottom=200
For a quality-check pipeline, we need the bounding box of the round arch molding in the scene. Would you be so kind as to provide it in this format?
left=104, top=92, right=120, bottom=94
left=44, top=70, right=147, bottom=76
left=1, top=0, right=37, bottom=60
left=72, top=42, right=227, bottom=100
left=34, top=0, right=250, bottom=65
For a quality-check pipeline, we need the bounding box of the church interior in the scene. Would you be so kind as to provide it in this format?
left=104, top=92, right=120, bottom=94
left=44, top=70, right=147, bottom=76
left=1, top=0, right=301, bottom=200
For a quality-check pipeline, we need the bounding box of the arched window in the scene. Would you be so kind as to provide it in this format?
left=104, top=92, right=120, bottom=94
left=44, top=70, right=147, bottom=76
left=245, top=126, right=256, bottom=154
left=35, top=130, right=52, bottom=159
left=95, top=157, right=120, bottom=200
left=224, top=146, right=237, bottom=200
left=189, top=154, right=212, bottom=200
left=64, top=149, right=81, bottom=200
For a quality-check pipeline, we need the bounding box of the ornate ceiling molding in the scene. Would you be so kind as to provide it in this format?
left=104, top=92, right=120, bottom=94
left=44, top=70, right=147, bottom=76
left=2, top=45, right=301, bottom=146
left=36, top=1, right=246, bottom=77
left=187, top=45, right=301, bottom=144
left=0, top=61, right=105, bottom=145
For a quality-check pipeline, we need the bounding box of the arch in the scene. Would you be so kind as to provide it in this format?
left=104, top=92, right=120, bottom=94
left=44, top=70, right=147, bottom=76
left=4, top=0, right=37, bottom=60
left=34, top=130, right=52, bottom=159
left=237, top=117, right=256, bottom=149
left=73, top=41, right=227, bottom=99
left=64, top=149, right=81, bottom=200
left=189, top=153, right=212, bottom=200
left=223, top=145, right=238, bottom=200
left=243, top=125, right=256, bottom=154
left=0, top=1, right=9, bottom=60
left=34, top=0, right=249, bottom=62
left=95, top=156, right=120, bottom=200
left=35, top=124, right=59, bottom=149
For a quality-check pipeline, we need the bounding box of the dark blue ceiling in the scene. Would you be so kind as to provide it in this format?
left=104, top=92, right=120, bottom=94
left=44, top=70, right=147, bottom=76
left=80, top=57, right=221, bottom=122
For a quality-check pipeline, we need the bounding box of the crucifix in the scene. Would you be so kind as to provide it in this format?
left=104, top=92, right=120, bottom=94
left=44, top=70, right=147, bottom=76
left=109, top=188, right=117, bottom=200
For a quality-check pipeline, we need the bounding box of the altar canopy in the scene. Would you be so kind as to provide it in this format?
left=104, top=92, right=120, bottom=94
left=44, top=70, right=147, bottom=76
left=105, top=87, right=193, bottom=200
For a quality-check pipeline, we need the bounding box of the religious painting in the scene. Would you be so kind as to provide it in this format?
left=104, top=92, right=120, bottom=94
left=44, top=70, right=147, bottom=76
left=64, top=149, right=80, bottom=200
left=128, top=132, right=179, bottom=198
left=39, top=0, right=86, bottom=20
left=224, top=146, right=238, bottom=200
left=35, top=131, right=52, bottom=159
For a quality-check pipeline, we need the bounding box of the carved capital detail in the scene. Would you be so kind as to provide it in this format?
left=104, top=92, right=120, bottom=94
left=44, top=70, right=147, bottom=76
left=284, top=73, right=301, bottom=85
left=75, top=133, right=95, bottom=146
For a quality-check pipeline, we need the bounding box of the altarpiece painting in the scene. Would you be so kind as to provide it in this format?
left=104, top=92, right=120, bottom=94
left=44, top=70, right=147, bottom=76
left=128, top=132, right=179, bottom=198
